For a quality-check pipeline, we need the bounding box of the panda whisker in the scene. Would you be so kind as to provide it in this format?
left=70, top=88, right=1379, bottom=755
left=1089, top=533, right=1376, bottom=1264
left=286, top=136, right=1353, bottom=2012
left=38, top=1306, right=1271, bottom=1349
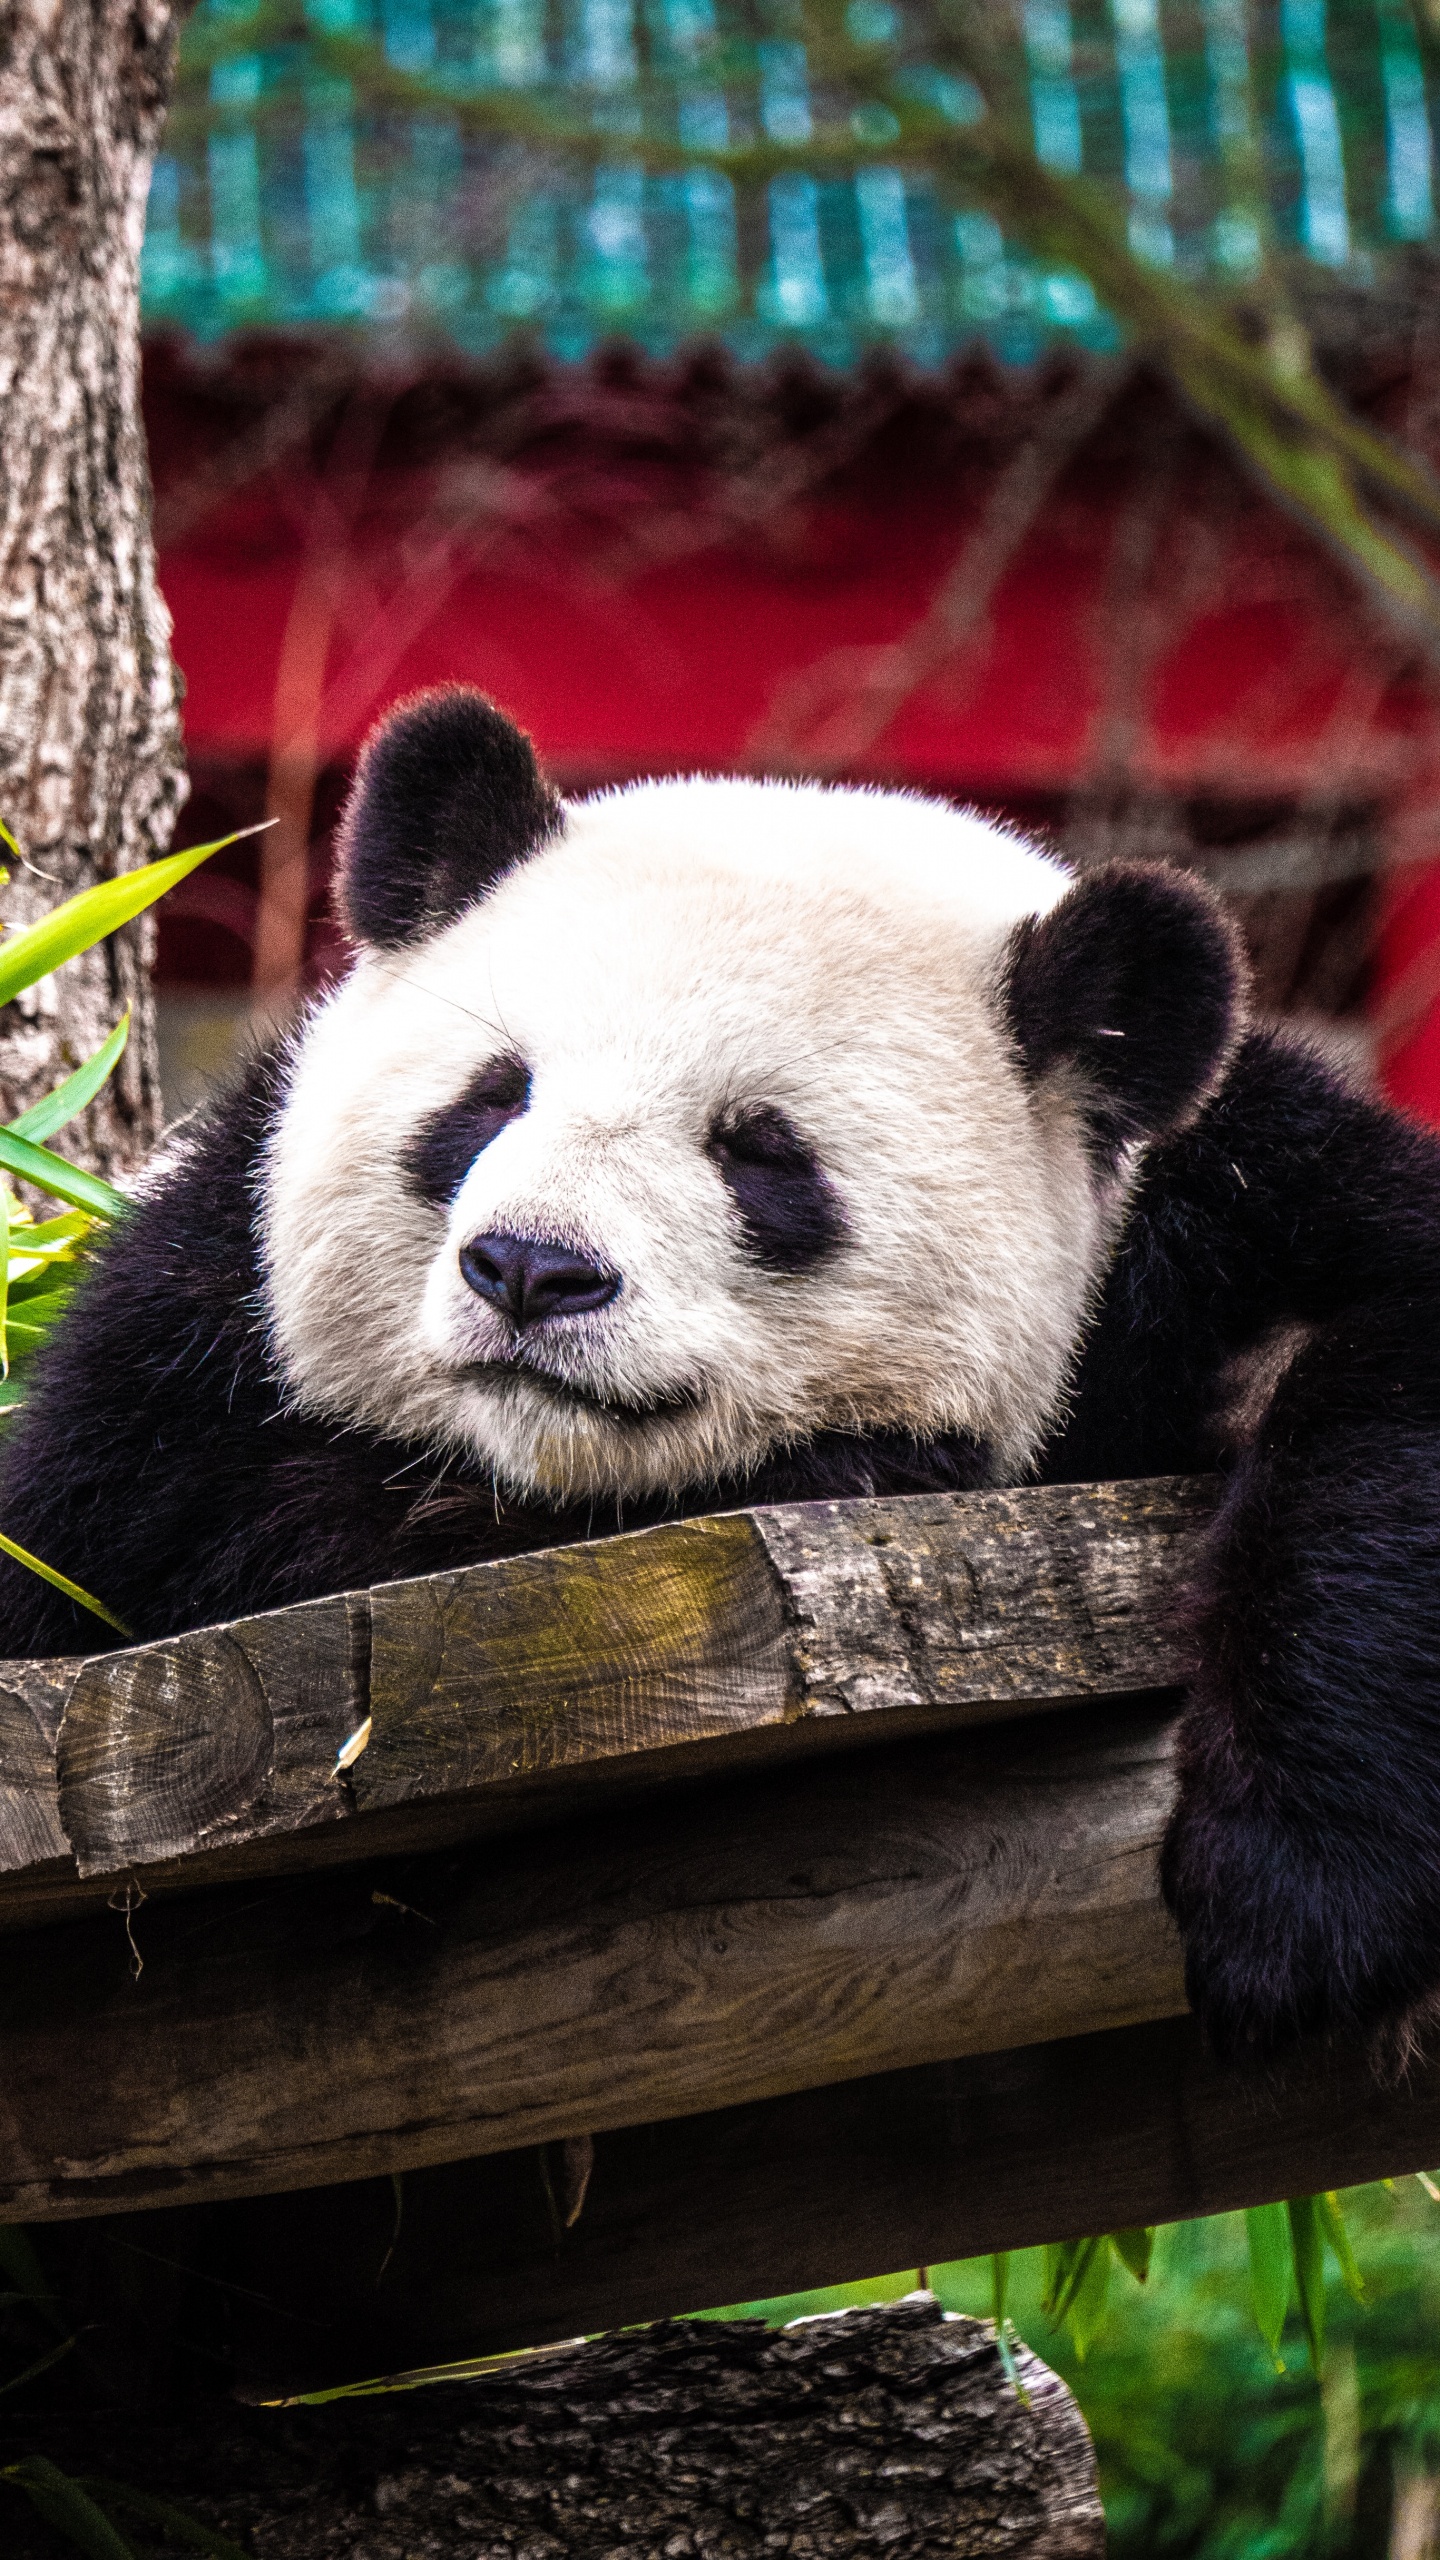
left=367, top=959, right=513, bottom=1044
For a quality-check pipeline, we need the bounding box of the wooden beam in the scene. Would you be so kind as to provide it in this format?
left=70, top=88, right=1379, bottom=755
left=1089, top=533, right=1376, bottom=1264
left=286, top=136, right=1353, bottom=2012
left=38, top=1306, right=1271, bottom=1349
left=0, top=1474, right=1210, bottom=1928
left=49, top=2008, right=1440, bottom=2403
left=0, top=1701, right=1188, bottom=2221
left=179, top=2011, right=1440, bottom=2398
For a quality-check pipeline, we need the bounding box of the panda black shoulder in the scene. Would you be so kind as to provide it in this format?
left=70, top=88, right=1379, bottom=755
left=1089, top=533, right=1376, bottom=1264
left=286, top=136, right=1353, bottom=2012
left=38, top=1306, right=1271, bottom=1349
left=0, top=1051, right=293, bottom=1655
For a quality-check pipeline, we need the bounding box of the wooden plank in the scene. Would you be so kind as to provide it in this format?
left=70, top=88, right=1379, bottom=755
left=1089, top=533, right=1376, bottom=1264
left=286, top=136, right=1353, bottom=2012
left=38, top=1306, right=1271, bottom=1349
left=50, top=2008, right=1440, bottom=2401
left=0, top=1703, right=1187, bottom=2221
left=0, top=1474, right=1210, bottom=1923
left=0, top=1656, right=75, bottom=1874
left=220, top=2014, right=1440, bottom=2394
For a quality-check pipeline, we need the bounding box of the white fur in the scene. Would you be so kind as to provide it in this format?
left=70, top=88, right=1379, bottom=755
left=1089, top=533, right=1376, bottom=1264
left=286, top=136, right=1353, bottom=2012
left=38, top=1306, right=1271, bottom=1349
left=261, top=775, right=1112, bottom=1503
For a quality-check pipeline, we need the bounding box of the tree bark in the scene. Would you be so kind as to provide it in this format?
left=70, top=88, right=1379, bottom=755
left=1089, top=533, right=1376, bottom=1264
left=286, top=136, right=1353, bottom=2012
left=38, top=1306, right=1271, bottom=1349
left=2, top=2302, right=1106, bottom=2558
left=0, top=1, right=189, bottom=1174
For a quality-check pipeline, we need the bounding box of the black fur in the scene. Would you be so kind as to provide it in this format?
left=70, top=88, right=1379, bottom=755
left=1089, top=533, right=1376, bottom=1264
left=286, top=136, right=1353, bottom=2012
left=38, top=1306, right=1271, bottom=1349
left=708, top=1103, right=847, bottom=1274
left=336, top=689, right=562, bottom=951
left=1040, top=1028, right=1440, bottom=2057
left=403, top=1055, right=531, bottom=1208
left=1001, top=863, right=1243, bottom=1163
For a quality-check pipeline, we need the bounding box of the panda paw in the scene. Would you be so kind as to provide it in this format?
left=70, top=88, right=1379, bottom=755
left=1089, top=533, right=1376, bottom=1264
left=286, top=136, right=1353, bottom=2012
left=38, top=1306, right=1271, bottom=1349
left=1160, top=1776, right=1440, bottom=2064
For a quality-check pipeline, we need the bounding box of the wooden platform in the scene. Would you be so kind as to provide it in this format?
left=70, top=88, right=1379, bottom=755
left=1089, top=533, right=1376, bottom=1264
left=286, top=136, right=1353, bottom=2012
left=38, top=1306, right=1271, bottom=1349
left=0, top=1470, right=1432, bottom=2398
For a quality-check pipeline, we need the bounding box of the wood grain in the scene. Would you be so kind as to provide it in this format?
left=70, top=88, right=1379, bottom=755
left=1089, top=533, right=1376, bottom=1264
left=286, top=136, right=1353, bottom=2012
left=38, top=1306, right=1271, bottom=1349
left=0, top=1656, right=75, bottom=1874
left=188, top=2009, right=1440, bottom=2398
left=0, top=1703, right=1187, bottom=2221
left=0, top=1475, right=1211, bottom=1922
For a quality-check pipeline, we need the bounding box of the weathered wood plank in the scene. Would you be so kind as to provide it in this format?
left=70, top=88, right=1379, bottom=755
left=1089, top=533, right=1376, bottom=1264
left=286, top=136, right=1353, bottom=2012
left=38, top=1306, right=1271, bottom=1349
left=0, top=1655, right=75, bottom=1873
left=0, top=1704, right=1187, bottom=2221
left=184, top=2009, right=1440, bottom=2399
left=0, top=1475, right=1210, bottom=1921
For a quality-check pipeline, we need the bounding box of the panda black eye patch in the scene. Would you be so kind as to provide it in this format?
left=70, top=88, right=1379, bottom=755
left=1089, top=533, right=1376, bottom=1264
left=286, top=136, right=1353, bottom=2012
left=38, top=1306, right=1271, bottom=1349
left=707, top=1103, right=847, bottom=1274
left=403, top=1055, right=531, bottom=1207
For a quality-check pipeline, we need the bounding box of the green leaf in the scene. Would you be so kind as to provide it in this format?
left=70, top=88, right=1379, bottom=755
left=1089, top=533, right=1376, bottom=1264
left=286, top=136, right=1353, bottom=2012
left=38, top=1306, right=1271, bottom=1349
left=0, top=2225, right=65, bottom=2336
left=990, top=2249, right=1009, bottom=2331
left=1317, top=2189, right=1365, bottom=2303
left=1060, top=2241, right=1114, bottom=2361
left=4, top=1315, right=63, bottom=1355
left=79, top=2482, right=252, bottom=2560
left=1044, top=2234, right=1109, bottom=2334
left=9, top=1012, right=130, bottom=1144
left=0, top=2331, right=77, bottom=2395
left=0, top=2459, right=137, bottom=2560
left=1288, top=2195, right=1327, bottom=2371
left=1112, top=2226, right=1154, bottom=2283
left=0, top=1176, right=11, bottom=1382
left=0, top=1128, right=128, bottom=1221
left=0, top=825, right=268, bottom=1010
left=0, top=1530, right=131, bottom=1638
left=1246, top=2202, right=1291, bottom=2360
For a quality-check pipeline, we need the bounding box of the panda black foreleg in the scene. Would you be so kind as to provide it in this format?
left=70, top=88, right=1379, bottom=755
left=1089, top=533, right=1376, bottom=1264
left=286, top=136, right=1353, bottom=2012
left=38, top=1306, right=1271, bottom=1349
left=1160, top=1297, right=1440, bottom=2055
left=1045, top=1029, right=1440, bottom=2057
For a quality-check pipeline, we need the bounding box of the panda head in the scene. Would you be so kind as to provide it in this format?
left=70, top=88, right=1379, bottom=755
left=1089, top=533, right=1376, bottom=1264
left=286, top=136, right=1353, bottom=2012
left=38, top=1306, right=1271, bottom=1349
left=261, top=687, right=1243, bottom=1502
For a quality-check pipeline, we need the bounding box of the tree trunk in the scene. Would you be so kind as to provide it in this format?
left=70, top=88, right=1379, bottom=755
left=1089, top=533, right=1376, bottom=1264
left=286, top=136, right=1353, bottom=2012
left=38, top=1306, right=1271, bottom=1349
left=2, top=2302, right=1106, bottom=2558
left=0, top=1, right=189, bottom=1175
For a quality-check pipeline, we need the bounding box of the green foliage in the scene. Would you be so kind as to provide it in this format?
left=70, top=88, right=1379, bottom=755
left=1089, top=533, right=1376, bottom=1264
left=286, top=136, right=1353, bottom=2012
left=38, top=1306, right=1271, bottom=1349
left=707, top=2177, right=1440, bottom=2555
left=0, top=822, right=259, bottom=1629
left=0, top=2459, right=250, bottom=2560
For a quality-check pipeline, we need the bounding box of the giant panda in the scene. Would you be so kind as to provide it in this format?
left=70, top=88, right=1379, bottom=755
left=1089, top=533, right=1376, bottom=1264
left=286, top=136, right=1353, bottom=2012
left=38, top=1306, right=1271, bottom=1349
left=3, top=686, right=1440, bottom=2062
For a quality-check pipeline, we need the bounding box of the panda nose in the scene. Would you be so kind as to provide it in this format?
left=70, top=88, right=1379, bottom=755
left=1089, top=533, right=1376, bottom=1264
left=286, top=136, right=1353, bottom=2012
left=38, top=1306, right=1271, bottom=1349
left=459, top=1232, right=620, bottom=1329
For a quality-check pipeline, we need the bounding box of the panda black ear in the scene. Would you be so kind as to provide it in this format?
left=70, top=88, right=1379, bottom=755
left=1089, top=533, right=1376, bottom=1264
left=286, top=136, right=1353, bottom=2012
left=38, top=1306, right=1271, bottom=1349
left=1000, top=863, right=1246, bottom=1164
left=336, top=687, right=563, bottom=951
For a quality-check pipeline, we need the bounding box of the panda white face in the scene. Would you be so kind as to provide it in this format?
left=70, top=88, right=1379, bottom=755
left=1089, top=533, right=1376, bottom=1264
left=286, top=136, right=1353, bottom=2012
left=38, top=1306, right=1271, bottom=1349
left=261, top=772, right=1116, bottom=1503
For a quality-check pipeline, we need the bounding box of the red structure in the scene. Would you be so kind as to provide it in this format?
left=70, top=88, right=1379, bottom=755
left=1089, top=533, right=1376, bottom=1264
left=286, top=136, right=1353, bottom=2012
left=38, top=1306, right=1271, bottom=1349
left=143, top=340, right=1440, bottom=1120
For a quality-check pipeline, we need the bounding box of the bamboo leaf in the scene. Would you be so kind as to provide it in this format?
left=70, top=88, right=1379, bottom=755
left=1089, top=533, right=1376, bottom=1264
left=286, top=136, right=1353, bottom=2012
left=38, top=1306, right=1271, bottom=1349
left=0, top=1177, right=11, bottom=1383
left=1041, top=2238, right=1082, bottom=2320
left=990, top=2250, right=1009, bottom=2331
left=0, top=2459, right=137, bottom=2560
left=1317, top=2190, right=1365, bottom=2304
left=0, top=2332, right=77, bottom=2395
left=0, top=2225, right=65, bottom=2336
left=1288, top=2196, right=1327, bottom=2370
left=5, top=1313, right=67, bottom=1350
left=0, top=824, right=269, bottom=1010
left=1045, top=2235, right=1108, bottom=2329
left=1060, top=2240, right=1114, bottom=2361
left=79, top=2481, right=252, bottom=2560
left=10, top=1013, right=131, bottom=1144
left=1246, top=2202, right=1291, bottom=2361
left=0, top=1129, right=128, bottom=1221
left=0, top=1530, right=131, bottom=1637
left=1112, top=2226, right=1154, bottom=2283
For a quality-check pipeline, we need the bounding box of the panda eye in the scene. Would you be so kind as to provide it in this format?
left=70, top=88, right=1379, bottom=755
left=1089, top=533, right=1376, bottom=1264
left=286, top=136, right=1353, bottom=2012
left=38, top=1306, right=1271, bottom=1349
left=707, top=1104, right=847, bottom=1274
left=403, top=1054, right=531, bottom=1208
left=710, top=1104, right=812, bottom=1170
